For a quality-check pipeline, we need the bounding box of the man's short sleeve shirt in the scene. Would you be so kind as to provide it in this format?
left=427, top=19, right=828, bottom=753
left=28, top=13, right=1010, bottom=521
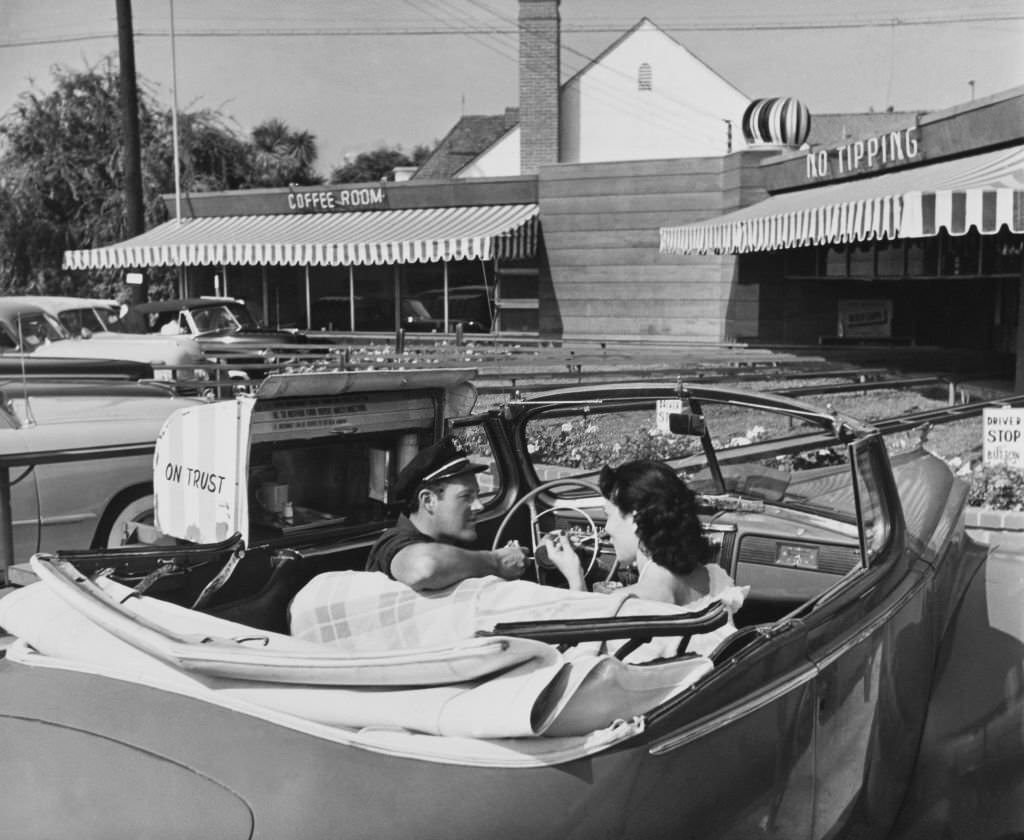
left=365, top=514, right=436, bottom=578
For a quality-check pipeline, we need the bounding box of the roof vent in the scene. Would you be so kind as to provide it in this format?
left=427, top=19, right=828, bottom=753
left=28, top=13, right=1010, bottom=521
left=638, top=63, right=652, bottom=91
left=741, top=97, right=812, bottom=147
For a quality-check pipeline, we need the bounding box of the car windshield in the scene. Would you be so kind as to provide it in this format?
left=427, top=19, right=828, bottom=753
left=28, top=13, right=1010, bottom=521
left=403, top=299, right=433, bottom=320
left=516, top=392, right=859, bottom=523
left=13, top=312, right=68, bottom=350
left=190, top=302, right=259, bottom=334
left=57, top=307, right=108, bottom=335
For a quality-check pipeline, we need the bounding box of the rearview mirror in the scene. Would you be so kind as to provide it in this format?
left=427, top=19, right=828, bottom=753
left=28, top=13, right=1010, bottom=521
left=669, top=412, right=706, bottom=437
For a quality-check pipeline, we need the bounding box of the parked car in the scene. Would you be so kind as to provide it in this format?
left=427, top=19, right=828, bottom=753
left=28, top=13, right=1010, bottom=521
left=116, top=297, right=312, bottom=379
left=13, top=295, right=121, bottom=336
left=413, top=284, right=493, bottom=332
left=308, top=295, right=439, bottom=332
left=1, top=373, right=1022, bottom=838
left=0, top=297, right=205, bottom=384
left=0, top=377, right=204, bottom=563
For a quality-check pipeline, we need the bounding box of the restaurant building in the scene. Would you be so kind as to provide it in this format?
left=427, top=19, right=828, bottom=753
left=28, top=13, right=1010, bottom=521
left=62, top=1, right=1024, bottom=381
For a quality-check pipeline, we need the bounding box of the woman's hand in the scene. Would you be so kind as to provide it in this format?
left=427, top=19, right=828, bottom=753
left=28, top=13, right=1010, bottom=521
left=539, top=531, right=586, bottom=590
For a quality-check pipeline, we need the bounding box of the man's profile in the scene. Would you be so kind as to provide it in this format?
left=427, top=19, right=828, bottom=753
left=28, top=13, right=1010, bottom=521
left=365, top=436, right=526, bottom=590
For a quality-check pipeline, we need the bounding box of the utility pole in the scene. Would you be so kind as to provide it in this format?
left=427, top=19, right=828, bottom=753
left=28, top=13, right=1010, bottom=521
left=115, top=0, right=148, bottom=304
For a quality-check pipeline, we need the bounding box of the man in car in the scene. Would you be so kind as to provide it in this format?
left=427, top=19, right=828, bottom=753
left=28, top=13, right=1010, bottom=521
left=365, top=436, right=527, bottom=591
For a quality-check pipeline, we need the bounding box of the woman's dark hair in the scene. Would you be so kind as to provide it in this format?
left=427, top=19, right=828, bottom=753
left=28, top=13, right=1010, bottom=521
left=599, top=459, right=711, bottom=575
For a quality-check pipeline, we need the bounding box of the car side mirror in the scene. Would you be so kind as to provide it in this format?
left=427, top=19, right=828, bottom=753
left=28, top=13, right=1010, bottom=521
left=669, top=412, right=706, bottom=437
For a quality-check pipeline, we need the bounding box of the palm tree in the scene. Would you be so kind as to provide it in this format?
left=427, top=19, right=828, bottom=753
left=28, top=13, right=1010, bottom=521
left=248, top=119, right=322, bottom=187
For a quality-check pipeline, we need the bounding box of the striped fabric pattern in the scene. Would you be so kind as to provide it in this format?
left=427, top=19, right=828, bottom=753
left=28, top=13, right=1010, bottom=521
left=63, top=204, right=540, bottom=270
left=661, top=143, right=1024, bottom=255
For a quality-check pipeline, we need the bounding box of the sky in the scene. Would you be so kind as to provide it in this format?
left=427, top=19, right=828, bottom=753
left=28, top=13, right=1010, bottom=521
left=2, top=0, right=1023, bottom=176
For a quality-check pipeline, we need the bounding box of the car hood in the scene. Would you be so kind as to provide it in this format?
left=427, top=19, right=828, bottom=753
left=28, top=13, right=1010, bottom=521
left=34, top=336, right=204, bottom=365
left=89, top=332, right=205, bottom=359
left=5, top=388, right=203, bottom=429
left=198, top=329, right=307, bottom=346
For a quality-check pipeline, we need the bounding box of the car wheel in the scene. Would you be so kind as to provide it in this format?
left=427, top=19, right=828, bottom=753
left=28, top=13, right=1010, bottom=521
left=93, top=487, right=155, bottom=548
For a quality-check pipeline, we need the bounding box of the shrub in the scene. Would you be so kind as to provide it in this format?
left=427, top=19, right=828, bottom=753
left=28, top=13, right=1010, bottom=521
left=525, top=420, right=702, bottom=470
left=965, top=464, right=1024, bottom=511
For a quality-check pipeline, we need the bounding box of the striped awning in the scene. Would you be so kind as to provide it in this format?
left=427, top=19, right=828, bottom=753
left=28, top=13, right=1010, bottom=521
left=660, top=144, right=1024, bottom=255
left=63, top=203, right=540, bottom=270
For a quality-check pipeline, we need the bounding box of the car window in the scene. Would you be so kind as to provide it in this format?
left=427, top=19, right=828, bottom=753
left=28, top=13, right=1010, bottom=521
left=851, top=440, right=893, bottom=566
left=58, top=307, right=106, bottom=335
left=244, top=391, right=446, bottom=539
left=450, top=420, right=501, bottom=507
left=15, top=312, right=66, bottom=350
left=191, top=303, right=258, bottom=334
left=518, top=393, right=856, bottom=523
left=99, top=306, right=122, bottom=330
left=402, top=299, right=432, bottom=320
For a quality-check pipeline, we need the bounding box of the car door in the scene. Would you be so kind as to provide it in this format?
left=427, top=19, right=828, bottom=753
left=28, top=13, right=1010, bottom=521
left=450, top=393, right=823, bottom=837
left=804, top=437, right=938, bottom=838
left=0, top=423, right=41, bottom=567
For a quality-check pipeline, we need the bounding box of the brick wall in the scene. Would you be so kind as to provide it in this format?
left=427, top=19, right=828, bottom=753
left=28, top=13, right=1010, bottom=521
left=519, top=0, right=560, bottom=175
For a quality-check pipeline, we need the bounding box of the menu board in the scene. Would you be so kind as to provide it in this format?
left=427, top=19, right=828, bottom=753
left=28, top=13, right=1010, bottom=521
left=252, top=393, right=436, bottom=441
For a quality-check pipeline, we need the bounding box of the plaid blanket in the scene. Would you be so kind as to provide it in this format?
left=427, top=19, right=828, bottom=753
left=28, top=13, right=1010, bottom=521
left=289, top=572, right=636, bottom=651
left=289, top=571, right=747, bottom=659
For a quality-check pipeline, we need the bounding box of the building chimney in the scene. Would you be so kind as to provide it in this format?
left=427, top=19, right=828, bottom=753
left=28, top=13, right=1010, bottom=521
left=518, top=0, right=560, bottom=174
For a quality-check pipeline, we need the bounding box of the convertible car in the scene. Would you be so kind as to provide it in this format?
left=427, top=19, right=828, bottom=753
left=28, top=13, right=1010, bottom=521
left=0, top=369, right=1021, bottom=839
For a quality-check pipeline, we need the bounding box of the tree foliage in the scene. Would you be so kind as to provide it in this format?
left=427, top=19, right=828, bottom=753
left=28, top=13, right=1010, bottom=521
left=0, top=56, right=323, bottom=297
left=329, top=143, right=433, bottom=184
left=248, top=118, right=322, bottom=188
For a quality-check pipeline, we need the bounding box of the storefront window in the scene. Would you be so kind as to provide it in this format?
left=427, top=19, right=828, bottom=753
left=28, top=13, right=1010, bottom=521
left=875, top=241, right=905, bottom=278
left=982, top=232, right=1024, bottom=276
left=825, top=246, right=848, bottom=277
left=905, top=239, right=939, bottom=277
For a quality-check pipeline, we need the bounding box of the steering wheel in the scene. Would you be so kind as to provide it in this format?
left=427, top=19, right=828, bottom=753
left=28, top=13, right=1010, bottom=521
left=491, top=478, right=604, bottom=585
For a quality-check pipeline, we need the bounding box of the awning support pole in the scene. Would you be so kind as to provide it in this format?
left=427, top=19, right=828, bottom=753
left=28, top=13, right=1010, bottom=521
left=261, top=266, right=269, bottom=326
left=348, top=266, right=355, bottom=331
left=305, top=266, right=311, bottom=331
left=443, top=261, right=450, bottom=332
left=393, top=265, right=402, bottom=343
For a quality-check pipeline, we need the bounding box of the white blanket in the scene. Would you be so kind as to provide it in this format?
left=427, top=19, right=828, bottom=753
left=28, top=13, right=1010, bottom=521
left=289, top=569, right=747, bottom=659
left=2, top=574, right=716, bottom=739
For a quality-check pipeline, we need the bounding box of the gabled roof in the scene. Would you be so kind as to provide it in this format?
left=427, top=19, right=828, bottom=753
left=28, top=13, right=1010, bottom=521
left=562, top=17, right=747, bottom=98
left=412, top=110, right=519, bottom=180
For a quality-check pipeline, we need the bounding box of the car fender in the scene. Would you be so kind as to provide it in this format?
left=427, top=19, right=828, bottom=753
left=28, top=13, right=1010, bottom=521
left=890, top=541, right=1024, bottom=838
left=0, top=716, right=253, bottom=838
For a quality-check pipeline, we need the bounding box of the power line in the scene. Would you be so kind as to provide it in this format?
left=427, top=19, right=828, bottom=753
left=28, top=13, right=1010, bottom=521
left=446, top=1, right=738, bottom=143
left=3, top=12, right=1024, bottom=47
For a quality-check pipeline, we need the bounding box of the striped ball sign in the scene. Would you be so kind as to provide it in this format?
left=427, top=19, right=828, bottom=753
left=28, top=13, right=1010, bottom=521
left=742, top=98, right=812, bottom=147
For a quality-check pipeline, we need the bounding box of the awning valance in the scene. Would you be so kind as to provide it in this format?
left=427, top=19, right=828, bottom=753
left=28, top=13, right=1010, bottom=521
left=660, top=144, right=1024, bottom=255
left=63, top=203, right=540, bottom=270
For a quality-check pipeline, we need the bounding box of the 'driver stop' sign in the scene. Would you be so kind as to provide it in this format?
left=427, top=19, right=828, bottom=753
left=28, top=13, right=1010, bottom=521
left=983, top=407, right=1024, bottom=466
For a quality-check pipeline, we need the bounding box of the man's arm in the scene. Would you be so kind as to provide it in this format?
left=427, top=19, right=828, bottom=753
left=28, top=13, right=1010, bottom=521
left=391, top=541, right=525, bottom=591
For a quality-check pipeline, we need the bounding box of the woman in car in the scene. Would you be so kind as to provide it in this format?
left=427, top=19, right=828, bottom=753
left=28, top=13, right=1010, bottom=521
left=542, top=459, right=738, bottom=608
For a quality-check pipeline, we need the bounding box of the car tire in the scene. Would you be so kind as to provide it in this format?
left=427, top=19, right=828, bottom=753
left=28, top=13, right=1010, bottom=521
left=93, top=486, right=155, bottom=548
